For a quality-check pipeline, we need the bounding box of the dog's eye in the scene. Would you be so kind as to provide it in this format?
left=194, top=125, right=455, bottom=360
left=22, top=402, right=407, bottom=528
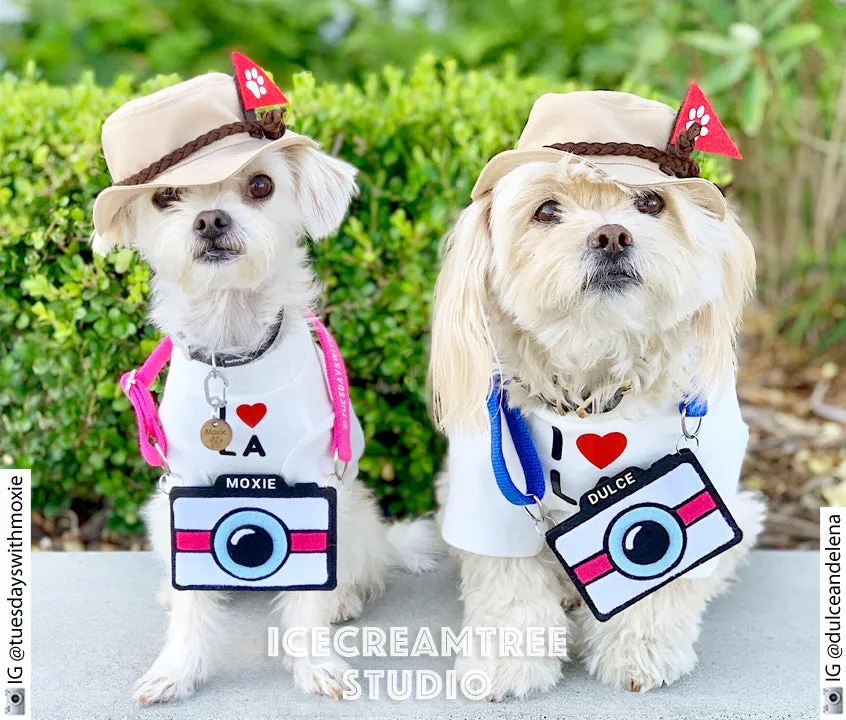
left=533, top=200, right=560, bottom=224
left=634, top=191, right=665, bottom=216
left=152, top=188, right=180, bottom=209
left=248, top=174, right=274, bottom=200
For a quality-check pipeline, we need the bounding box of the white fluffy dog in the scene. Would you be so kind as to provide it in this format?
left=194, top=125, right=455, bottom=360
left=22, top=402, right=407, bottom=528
left=94, top=144, right=439, bottom=704
left=430, top=150, right=766, bottom=698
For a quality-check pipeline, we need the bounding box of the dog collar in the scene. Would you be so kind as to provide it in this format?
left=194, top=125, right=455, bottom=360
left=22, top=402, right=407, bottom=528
left=511, top=376, right=633, bottom=418
left=535, top=380, right=633, bottom=418
left=185, top=310, right=285, bottom=368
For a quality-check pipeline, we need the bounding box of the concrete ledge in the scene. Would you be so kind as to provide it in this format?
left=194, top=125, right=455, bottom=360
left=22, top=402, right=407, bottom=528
left=33, top=550, right=816, bottom=719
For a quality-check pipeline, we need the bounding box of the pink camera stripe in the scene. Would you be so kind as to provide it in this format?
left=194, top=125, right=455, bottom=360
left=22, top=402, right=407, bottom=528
left=289, top=531, right=328, bottom=552
left=573, top=552, right=614, bottom=584
left=571, top=490, right=721, bottom=585
left=175, top=530, right=212, bottom=551
left=174, top=530, right=328, bottom=553
left=675, top=490, right=716, bottom=526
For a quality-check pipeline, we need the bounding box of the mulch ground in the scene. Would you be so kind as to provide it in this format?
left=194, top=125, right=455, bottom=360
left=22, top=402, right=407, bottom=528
left=737, top=312, right=844, bottom=549
left=32, top=311, right=843, bottom=552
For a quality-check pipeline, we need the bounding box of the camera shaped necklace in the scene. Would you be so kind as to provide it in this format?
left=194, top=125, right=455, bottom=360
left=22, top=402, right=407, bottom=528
left=120, top=312, right=355, bottom=592
left=199, top=354, right=233, bottom=451
left=487, top=378, right=742, bottom=622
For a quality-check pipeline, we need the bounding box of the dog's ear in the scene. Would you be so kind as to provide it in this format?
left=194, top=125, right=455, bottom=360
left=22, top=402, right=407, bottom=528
left=689, top=210, right=756, bottom=398
left=430, top=196, right=496, bottom=433
left=286, top=146, right=358, bottom=240
left=91, top=204, right=134, bottom=255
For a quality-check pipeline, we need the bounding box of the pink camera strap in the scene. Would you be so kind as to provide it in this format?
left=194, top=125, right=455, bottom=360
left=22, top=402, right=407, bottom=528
left=120, top=337, right=174, bottom=467
left=308, top=314, right=353, bottom=465
left=119, top=312, right=353, bottom=468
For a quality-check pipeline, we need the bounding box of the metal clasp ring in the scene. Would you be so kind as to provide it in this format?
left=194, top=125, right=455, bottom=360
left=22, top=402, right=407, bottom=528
left=676, top=434, right=700, bottom=453
left=677, top=407, right=702, bottom=452
left=203, top=369, right=229, bottom=409
left=157, top=470, right=182, bottom=493
left=680, top=407, right=703, bottom=440
left=523, top=494, right=552, bottom=535
left=326, top=450, right=349, bottom=491
left=151, top=439, right=171, bottom=477
left=157, top=473, right=171, bottom=493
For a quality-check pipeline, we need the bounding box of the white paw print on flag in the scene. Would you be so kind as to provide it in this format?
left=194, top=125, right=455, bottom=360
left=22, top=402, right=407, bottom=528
left=244, top=68, right=266, bottom=99
left=686, top=105, right=710, bottom=136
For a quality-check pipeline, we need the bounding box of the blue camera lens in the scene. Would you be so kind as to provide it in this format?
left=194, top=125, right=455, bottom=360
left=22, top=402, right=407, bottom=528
left=605, top=505, right=685, bottom=580
left=212, top=509, right=289, bottom=580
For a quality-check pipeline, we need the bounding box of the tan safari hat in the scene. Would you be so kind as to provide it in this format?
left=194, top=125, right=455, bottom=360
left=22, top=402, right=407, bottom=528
left=471, top=90, right=729, bottom=218
left=93, top=69, right=318, bottom=236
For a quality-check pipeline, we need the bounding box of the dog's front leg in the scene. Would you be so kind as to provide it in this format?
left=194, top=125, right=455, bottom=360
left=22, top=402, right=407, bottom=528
left=577, top=489, right=765, bottom=692
left=576, top=575, right=708, bottom=693
left=134, top=490, right=230, bottom=705
left=274, top=480, right=392, bottom=698
left=455, top=551, right=570, bottom=701
left=134, top=589, right=229, bottom=705
left=274, top=590, right=355, bottom=699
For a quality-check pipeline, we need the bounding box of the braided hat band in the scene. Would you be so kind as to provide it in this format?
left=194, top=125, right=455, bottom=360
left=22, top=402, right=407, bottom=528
left=114, top=108, right=287, bottom=188
left=544, top=122, right=703, bottom=180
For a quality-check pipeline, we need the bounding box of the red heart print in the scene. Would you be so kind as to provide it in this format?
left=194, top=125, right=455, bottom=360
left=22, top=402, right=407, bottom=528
left=576, top=432, right=627, bottom=469
left=236, top=403, right=267, bottom=428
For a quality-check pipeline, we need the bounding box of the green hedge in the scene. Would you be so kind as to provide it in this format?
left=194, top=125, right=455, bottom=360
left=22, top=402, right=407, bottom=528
left=0, top=58, right=730, bottom=533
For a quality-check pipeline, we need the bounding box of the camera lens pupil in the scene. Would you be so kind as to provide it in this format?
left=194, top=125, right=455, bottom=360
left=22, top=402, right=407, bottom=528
left=10, top=694, right=20, bottom=703
left=226, top=525, right=274, bottom=568
left=623, top=520, right=670, bottom=565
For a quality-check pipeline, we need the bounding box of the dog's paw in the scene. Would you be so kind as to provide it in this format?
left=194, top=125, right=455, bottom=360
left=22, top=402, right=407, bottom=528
left=456, top=654, right=562, bottom=701
left=561, top=593, right=583, bottom=613
left=585, top=640, right=697, bottom=693
left=291, top=656, right=351, bottom=700
left=133, top=667, right=196, bottom=706
left=328, top=587, right=365, bottom=624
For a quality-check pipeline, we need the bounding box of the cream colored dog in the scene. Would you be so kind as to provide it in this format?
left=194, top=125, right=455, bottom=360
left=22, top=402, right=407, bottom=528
left=430, top=91, right=765, bottom=699
left=92, top=70, right=440, bottom=704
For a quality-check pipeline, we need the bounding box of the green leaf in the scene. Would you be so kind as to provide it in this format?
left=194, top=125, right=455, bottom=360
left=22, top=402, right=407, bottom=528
left=761, top=0, right=806, bottom=33
left=703, top=54, right=752, bottom=93
left=680, top=31, right=742, bottom=56
left=740, top=67, right=771, bottom=135
left=767, top=24, right=822, bottom=53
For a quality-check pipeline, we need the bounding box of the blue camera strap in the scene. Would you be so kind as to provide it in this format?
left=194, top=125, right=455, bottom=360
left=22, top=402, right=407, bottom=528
left=489, top=377, right=708, bottom=508
left=488, top=379, right=546, bottom=505
left=679, top=395, right=708, bottom=417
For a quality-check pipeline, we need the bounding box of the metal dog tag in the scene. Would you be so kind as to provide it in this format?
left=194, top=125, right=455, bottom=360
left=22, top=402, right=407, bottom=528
left=199, top=417, right=233, bottom=451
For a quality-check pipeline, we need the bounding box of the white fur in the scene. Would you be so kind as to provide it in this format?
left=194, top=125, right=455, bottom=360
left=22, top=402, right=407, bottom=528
left=430, top=157, right=764, bottom=698
left=431, top=157, right=755, bottom=431
left=94, top=145, right=440, bottom=704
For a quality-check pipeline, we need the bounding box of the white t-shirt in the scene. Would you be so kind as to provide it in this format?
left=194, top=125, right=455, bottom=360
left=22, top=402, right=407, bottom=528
left=158, top=316, right=364, bottom=488
left=441, top=386, right=748, bottom=571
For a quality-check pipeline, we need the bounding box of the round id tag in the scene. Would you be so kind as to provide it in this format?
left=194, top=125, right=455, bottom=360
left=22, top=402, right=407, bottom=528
left=200, top=417, right=233, bottom=451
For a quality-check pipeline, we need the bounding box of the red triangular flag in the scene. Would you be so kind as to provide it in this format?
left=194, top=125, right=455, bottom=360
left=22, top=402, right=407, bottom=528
left=231, top=52, right=288, bottom=112
left=669, top=82, right=741, bottom=160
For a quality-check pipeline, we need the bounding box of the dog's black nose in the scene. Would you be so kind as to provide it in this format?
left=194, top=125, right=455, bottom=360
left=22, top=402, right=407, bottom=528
left=193, top=210, right=231, bottom=240
left=587, top=224, right=633, bottom=259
